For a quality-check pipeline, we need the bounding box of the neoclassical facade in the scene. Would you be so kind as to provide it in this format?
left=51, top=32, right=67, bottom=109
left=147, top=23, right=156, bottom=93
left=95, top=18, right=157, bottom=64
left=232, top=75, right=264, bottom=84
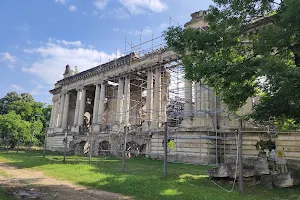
left=46, top=11, right=254, bottom=164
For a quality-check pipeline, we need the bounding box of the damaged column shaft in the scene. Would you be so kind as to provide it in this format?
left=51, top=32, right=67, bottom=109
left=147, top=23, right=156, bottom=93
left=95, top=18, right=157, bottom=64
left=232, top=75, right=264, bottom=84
left=78, top=88, right=86, bottom=126
left=194, top=82, right=201, bottom=116
left=184, top=80, right=193, bottom=117
left=122, top=76, right=130, bottom=125
left=92, top=84, right=100, bottom=124
left=62, top=92, right=70, bottom=129
left=58, top=93, right=65, bottom=128
left=50, top=99, right=58, bottom=128
left=116, top=78, right=124, bottom=123
left=98, top=82, right=106, bottom=124
left=145, top=70, right=153, bottom=122
left=152, top=67, right=161, bottom=128
left=73, top=89, right=81, bottom=126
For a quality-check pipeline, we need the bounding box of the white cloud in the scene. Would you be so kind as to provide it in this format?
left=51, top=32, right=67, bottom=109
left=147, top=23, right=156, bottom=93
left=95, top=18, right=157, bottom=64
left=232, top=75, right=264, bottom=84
left=0, top=52, right=16, bottom=68
left=29, top=80, right=48, bottom=96
left=120, top=0, right=168, bottom=14
left=56, top=40, right=82, bottom=46
left=0, top=52, right=16, bottom=63
left=110, top=7, right=130, bottom=19
left=23, top=40, right=121, bottom=85
left=94, top=0, right=109, bottom=10
left=11, top=84, right=25, bottom=92
left=69, top=5, right=77, bottom=12
left=55, top=0, right=68, bottom=4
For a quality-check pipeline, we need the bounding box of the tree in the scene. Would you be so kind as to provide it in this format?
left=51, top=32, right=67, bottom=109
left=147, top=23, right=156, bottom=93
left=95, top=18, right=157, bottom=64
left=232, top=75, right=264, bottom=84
left=21, top=93, right=35, bottom=102
left=0, top=92, right=22, bottom=114
left=0, top=92, right=34, bottom=114
left=0, top=92, right=52, bottom=146
left=0, top=112, right=31, bottom=148
left=165, top=0, right=300, bottom=125
left=9, top=101, right=43, bottom=121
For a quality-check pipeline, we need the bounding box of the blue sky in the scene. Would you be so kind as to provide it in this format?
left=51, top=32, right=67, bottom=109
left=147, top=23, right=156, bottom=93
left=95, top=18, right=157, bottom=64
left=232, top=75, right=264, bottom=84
left=0, top=0, right=212, bottom=104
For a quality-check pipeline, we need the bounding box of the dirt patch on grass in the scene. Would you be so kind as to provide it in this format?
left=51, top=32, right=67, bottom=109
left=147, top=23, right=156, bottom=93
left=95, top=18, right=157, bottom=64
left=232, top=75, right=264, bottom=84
left=0, top=163, right=132, bottom=200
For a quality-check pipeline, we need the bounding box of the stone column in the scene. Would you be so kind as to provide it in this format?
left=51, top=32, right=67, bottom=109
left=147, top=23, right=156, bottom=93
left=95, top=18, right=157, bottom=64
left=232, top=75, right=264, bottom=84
left=73, top=89, right=81, bottom=126
left=161, top=70, right=169, bottom=124
left=201, top=84, right=208, bottom=112
left=98, top=82, right=106, bottom=124
left=62, top=92, right=70, bottom=129
left=208, top=87, right=216, bottom=112
left=184, top=80, right=193, bottom=117
left=122, top=76, right=130, bottom=125
left=194, top=82, right=201, bottom=116
left=49, top=101, right=54, bottom=128
left=116, top=78, right=124, bottom=123
left=78, top=88, right=86, bottom=126
left=181, top=80, right=193, bottom=128
left=58, top=93, right=65, bottom=128
left=143, top=70, right=153, bottom=130
left=51, top=100, right=58, bottom=128
left=201, top=85, right=215, bottom=128
left=92, top=84, right=100, bottom=124
left=151, top=67, right=161, bottom=129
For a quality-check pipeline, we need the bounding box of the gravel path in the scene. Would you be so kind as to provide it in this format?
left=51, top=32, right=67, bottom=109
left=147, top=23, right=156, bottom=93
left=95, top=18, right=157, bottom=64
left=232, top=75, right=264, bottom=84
left=0, top=163, right=132, bottom=200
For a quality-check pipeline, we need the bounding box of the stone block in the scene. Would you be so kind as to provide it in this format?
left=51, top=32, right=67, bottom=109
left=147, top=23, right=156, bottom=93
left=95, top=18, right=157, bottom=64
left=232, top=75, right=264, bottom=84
left=244, top=168, right=256, bottom=178
left=254, top=152, right=270, bottom=175
left=260, top=175, right=273, bottom=188
left=208, top=163, right=229, bottom=178
left=272, top=172, right=300, bottom=188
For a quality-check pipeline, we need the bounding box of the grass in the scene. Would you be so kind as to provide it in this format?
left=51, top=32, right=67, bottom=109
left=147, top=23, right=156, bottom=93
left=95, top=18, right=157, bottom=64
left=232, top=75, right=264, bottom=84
left=0, top=151, right=299, bottom=200
left=0, top=187, right=16, bottom=200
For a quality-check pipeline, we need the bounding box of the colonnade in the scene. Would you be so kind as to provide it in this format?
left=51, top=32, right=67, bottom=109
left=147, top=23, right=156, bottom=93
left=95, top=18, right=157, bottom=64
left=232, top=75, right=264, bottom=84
left=49, top=66, right=218, bottom=133
left=49, top=82, right=107, bottom=132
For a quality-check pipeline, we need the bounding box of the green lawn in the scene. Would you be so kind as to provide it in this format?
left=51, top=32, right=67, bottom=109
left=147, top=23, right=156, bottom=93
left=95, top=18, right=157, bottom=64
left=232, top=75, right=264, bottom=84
left=0, top=151, right=299, bottom=200
left=0, top=187, right=16, bottom=200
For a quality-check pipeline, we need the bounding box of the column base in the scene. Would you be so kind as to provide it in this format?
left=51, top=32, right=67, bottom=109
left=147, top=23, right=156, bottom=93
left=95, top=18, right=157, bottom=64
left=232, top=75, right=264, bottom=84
left=47, top=128, right=55, bottom=135
left=112, top=123, right=122, bottom=132
left=150, top=121, right=162, bottom=130
left=180, top=117, right=194, bottom=128
left=54, top=127, right=64, bottom=133
left=142, top=121, right=151, bottom=131
left=192, top=117, right=207, bottom=127
left=93, top=124, right=100, bottom=133
left=71, top=125, right=79, bottom=133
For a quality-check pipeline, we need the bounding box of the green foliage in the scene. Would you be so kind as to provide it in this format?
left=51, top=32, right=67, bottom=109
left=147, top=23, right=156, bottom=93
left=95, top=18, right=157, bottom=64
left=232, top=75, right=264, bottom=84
left=0, top=92, right=51, bottom=146
left=0, top=112, right=31, bottom=147
left=274, top=116, right=299, bottom=131
left=165, top=0, right=300, bottom=125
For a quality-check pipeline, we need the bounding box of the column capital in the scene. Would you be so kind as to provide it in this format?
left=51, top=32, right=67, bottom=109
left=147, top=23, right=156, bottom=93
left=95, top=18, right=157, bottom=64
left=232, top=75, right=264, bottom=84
left=94, top=79, right=105, bottom=86
left=76, top=84, right=84, bottom=91
left=52, top=96, right=59, bottom=102
left=61, top=90, right=66, bottom=96
left=62, top=89, right=72, bottom=95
